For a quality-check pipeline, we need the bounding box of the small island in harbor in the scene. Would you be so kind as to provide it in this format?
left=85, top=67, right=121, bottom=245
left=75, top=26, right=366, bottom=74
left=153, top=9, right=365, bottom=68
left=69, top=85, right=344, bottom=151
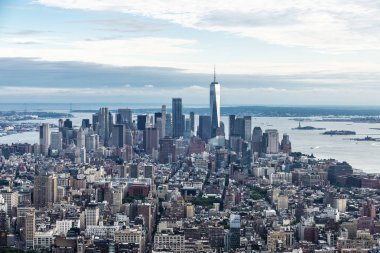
left=292, top=122, right=326, bottom=130
left=322, top=130, right=356, bottom=135
left=348, top=136, right=380, bottom=142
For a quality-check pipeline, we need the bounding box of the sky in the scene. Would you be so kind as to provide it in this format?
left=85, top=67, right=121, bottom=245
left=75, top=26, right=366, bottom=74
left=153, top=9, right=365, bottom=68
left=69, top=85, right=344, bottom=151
left=1, top=0, right=380, bottom=105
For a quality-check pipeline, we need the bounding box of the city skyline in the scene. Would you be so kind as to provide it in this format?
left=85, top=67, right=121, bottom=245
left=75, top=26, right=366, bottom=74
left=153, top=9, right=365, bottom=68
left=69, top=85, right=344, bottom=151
left=1, top=2, right=380, bottom=252
left=2, top=0, right=380, bottom=105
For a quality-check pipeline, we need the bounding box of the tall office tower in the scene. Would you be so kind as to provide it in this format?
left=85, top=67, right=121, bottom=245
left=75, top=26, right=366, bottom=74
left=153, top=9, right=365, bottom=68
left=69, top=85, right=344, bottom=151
left=241, top=141, right=251, bottom=166
left=0, top=208, right=6, bottom=233
left=229, top=135, right=243, bottom=153
left=85, top=203, right=99, bottom=227
left=82, top=119, right=90, bottom=129
left=265, top=129, right=279, bottom=154
left=92, top=113, right=99, bottom=131
left=85, top=134, right=99, bottom=151
left=33, top=173, right=58, bottom=208
left=229, top=115, right=236, bottom=138
left=280, top=133, right=292, bottom=154
left=172, top=98, right=184, bottom=138
left=109, top=111, right=114, bottom=133
left=161, top=105, right=166, bottom=138
left=148, top=115, right=154, bottom=127
left=156, top=118, right=163, bottom=139
left=125, top=128, right=133, bottom=146
left=190, top=112, right=195, bottom=132
left=118, top=165, right=128, bottom=178
left=252, top=127, right=263, bottom=154
left=117, top=108, right=133, bottom=128
left=115, top=113, right=122, bottom=124
left=64, top=119, right=73, bottom=129
left=24, top=209, right=35, bottom=248
left=234, top=118, right=245, bottom=139
left=58, top=119, right=64, bottom=129
left=229, top=214, right=241, bottom=251
left=182, top=114, right=186, bottom=136
left=50, top=132, right=63, bottom=151
left=39, top=123, right=50, bottom=156
left=159, top=137, right=176, bottom=164
left=143, top=127, right=159, bottom=155
left=137, top=115, right=147, bottom=131
left=97, top=107, right=111, bottom=146
left=244, top=116, right=252, bottom=141
left=144, top=165, right=154, bottom=179
left=129, top=163, right=139, bottom=178
left=185, top=118, right=191, bottom=137
left=80, top=147, right=86, bottom=163
left=154, top=112, right=162, bottom=125
left=262, top=132, right=269, bottom=153
left=111, top=124, right=125, bottom=148
left=210, top=69, right=221, bottom=138
left=198, top=115, right=211, bottom=142
left=76, top=127, right=85, bottom=148
left=165, top=114, right=172, bottom=137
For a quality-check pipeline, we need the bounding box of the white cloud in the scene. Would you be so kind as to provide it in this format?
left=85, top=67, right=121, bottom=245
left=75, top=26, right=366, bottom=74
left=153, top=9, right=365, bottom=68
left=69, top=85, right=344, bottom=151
left=36, top=0, right=380, bottom=52
left=0, top=37, right=197, bottom=67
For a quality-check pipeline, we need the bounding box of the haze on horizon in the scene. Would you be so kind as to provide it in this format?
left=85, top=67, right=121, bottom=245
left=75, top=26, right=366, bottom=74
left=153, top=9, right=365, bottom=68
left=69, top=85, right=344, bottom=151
left=1, top=0, right=380, bottom=105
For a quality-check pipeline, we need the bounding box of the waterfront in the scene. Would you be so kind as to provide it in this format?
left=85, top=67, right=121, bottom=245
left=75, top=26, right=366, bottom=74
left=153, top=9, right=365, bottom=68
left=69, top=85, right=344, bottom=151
left=1, top=110, right=379, bottom=173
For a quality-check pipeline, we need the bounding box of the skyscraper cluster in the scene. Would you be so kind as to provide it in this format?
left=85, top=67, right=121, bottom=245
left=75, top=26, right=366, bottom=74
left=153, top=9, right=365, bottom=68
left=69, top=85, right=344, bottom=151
left=3, top=68, right=378, bottom=253
left=37, top=70, right=292, bottom=166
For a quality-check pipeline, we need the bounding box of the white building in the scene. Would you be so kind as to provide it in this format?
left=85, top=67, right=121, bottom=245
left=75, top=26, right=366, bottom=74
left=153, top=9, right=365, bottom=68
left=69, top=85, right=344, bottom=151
left=270, top=172, right=292, bottom=185
left=0, top=190, right=18, bottom=215
left=277, top=195, right=289, bottom=210
left=333, top=198, right=347, bottom=213
left=55, top=219, right=79, bottom=236
left=77, top=127, right=85, bottom=148
left=85, top=225, right=120, bottom=239
left=0, top=195, right=7, bottom=213
left=80, top=147, right=86, bottom=164
left=115, top=227, right=145, bottom=253
left=33, top=230, right=54, bottom=250
left=85, top=204, right=99, bottom=227
left=321, top=205, right=340, bottom=222
left=154, top=233, right=185, bottom=253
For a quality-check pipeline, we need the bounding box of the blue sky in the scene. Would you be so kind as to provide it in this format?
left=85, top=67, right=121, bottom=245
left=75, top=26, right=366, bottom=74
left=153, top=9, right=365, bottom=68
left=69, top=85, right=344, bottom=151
left=1, top=0, right=380, bottom=105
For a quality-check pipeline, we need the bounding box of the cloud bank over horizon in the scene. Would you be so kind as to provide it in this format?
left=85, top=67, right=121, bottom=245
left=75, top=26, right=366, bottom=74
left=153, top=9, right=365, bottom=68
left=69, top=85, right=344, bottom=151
left=1, top=0, right=380, bottom=105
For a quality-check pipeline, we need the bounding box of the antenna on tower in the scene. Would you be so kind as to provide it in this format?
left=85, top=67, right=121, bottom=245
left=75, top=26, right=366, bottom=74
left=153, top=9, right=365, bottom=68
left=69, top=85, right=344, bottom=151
left=70, top=103, right=73, bottom=113
left=213, top=65, right=216, bottom=83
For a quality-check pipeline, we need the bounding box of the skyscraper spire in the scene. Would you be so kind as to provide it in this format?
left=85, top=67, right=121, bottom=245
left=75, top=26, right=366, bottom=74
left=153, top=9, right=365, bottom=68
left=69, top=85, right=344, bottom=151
left=213, top=65, right=216, bottom=83
left=210, top=65, right=221, bottom=138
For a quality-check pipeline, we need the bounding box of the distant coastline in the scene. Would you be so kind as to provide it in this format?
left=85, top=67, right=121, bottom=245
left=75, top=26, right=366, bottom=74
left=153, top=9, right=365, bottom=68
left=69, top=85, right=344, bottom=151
left=1, top=103, right=379, bottom=117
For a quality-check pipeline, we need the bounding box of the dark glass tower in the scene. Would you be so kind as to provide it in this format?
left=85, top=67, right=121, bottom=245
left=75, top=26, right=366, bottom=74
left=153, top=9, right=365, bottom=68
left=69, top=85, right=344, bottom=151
left=172, top=98, right=184, bottom=138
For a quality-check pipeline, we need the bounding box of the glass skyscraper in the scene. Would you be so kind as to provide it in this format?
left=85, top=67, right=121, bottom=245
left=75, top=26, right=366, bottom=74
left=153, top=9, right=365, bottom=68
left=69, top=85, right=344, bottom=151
left=172, top=98, right=183, bottom=138
left=210, top=69, right=221, bottom=137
